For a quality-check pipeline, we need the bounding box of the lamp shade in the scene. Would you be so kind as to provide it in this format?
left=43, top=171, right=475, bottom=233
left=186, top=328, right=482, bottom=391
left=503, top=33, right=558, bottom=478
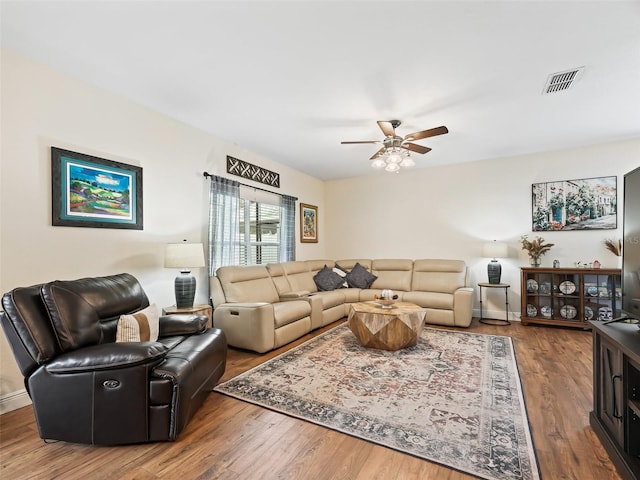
left=165, top=243, right=205, bottom=269
left=482, top=241, right=508, bottom=259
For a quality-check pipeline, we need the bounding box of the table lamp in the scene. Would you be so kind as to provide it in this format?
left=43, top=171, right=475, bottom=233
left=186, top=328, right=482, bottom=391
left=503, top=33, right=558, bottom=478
left=165, top=241, right=206, bottom=308
left=483, top=240, right=508, bottom=284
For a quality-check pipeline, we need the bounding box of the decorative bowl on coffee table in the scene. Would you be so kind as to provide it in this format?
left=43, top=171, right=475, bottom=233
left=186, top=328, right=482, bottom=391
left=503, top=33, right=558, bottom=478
left=376, top=299, right=395, bottom=309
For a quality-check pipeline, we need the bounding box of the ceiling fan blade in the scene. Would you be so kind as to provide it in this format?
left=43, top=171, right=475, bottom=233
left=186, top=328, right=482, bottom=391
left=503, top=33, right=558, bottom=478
left=404, top=125, right=449, bottom=141
left=403, top=143, right=432, bottom=154
left=341, top=140, right=381, bottom=144
left=377, top=121, right=396, bottom=137
left=369, top=147, right=386, bottom=160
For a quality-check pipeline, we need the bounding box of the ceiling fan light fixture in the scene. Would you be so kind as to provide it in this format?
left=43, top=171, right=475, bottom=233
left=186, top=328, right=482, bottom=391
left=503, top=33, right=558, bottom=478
left=341, top=119, right=449, bottom=174
left=386, top=149, right=402, bottom=164
left=400, top=153, right=415, bottom=168
left=371, top=158, right=387, bottom=169
left=385, top=162, right=400, bottom=173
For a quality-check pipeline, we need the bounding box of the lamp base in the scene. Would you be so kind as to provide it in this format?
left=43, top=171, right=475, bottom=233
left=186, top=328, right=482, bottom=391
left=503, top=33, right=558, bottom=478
left=175, top=270, right=196, bottom=309
left=487, top=260, right=502, bottom=284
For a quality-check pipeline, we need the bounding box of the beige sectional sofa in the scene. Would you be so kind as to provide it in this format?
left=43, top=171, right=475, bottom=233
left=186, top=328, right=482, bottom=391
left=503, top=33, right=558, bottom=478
left=210, top=258, right=473, bottom=353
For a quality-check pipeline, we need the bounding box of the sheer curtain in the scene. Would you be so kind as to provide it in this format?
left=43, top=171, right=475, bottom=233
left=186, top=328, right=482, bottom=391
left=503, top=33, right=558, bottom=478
left=207, top=175, right=240, bottom=276
left=279, top=194, right=296, bottom=262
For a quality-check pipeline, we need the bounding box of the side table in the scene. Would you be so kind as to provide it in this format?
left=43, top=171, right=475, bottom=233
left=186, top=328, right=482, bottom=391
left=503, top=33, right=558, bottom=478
left=478, top=283, right=510, bottom=326
left=163, top=304, right=212, bottom=328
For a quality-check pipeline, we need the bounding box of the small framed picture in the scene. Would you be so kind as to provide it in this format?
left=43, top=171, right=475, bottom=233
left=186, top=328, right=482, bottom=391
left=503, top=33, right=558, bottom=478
left=51, top=147, right=143, bottom=230
left=300, top=203, right=318, bottom=243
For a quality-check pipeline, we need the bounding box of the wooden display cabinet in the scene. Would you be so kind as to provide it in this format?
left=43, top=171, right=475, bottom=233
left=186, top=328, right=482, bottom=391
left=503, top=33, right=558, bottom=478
left=521, top=267, right=621, bottom=328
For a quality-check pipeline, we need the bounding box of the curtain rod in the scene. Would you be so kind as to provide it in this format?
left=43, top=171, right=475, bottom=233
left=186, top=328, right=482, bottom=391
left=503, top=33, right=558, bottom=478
left=203, top=172, right=298, bottom=201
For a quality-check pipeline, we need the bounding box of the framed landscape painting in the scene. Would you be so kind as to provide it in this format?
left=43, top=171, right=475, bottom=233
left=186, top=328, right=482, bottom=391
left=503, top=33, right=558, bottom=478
left=531, top=175, right=616, bottom=231
left=300, top=203, right=318, bottom=243
left=51, top=147, right=143, bottom=229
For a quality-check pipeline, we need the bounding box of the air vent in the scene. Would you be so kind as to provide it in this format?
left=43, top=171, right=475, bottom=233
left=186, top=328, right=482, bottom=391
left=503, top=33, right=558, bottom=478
left=543, top=67, right=585, bottom=94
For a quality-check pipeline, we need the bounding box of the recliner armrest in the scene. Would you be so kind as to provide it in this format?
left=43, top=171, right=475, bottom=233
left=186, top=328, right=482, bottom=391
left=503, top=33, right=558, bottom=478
left=45, top=342, right=168, bottom=373
left=453, top=287, right=474, bottom=327
left=159, top=314, right=207, bottom=337
left=280, top=290, right=310, bottom=300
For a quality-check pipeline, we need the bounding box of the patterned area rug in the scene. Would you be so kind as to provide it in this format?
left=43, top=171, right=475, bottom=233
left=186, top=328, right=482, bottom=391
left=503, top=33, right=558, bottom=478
left=215, top=325, right=540, bottom=480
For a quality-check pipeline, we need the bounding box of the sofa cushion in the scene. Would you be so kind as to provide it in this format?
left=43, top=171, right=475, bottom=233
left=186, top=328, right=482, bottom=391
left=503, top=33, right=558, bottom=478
left=217, top=265, right=279, bottom=303
left=306, top=259, right=335, bottom=273
left=346, top=263, right=378, bottom=289
left=267, top=261, right=317, bottom=295
left=313, top=290, right=347, bottom=309
left=273, top=301, right=311, bottom=328
left=370, top=259, right=414, bottom=291
left=116, top=304, right=160, bottom=342
left=41, top=273, right=150, bottom=351
left=341, top=287, right=362, bottom=303
left=313, top=266, right=345, bottom=291
left=282, top=261, right=317, bottom=293
left=402, top=291, right=454, bottom=310
left=411, top=259, right=467, bottom=294
left=265, top=263, right=290, bottom=296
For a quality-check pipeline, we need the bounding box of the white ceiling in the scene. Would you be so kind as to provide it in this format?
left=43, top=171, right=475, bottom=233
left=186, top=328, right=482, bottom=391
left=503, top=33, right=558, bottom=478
left=2, top=1, right=640, bottom=181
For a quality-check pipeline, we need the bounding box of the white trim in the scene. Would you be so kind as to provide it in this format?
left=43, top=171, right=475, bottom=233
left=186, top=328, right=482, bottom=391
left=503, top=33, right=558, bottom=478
left=0, top=389, right=31, bottom=415
left=473, top=308, right=520, bottom=322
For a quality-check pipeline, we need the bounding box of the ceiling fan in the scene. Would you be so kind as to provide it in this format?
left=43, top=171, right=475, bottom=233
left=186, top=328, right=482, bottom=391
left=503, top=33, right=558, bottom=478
left=341, top=120, right=448, bottom=171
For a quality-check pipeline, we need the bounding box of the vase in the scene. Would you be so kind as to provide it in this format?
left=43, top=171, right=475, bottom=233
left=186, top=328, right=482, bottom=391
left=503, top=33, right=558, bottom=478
left=529, top=256, right=541, bottom=267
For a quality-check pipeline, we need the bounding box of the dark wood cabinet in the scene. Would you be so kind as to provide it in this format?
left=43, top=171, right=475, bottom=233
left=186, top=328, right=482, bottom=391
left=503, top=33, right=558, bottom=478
left=591, top=321, right=640, bottom=480
left=521, top=267, right=621, bottom=328
left=597, top=335, right=625, bottom=445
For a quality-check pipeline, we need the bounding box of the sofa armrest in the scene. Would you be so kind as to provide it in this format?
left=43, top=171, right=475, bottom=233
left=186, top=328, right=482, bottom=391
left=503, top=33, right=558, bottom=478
left=453, top=287, right=474, bottom=327
left=159, top=314, right=207, bottom=337
left=280, top=290, right=311, bottom=300
left=304, top=294, right=324, bottom=329
left=46, top=342, right=168, bottom=373
left=213, top=302, right=276, bottom=353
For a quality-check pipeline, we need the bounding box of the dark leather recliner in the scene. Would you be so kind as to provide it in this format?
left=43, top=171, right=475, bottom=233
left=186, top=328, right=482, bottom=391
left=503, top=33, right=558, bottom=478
left=1, top=273, right=227, bottom=445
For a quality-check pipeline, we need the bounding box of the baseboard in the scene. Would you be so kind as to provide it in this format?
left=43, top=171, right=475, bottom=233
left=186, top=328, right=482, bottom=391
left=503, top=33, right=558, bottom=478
left=0, top=389, right=31, bottom=415
left=473, top=308, right=520, bottom=322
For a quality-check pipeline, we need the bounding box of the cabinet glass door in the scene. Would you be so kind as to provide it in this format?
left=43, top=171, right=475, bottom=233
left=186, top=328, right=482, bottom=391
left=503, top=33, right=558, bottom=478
left=524, top=271, right=553, bottom=320
left=552, top=272, right=581, bottom=322
left=584, top=273, right=621, bottom=321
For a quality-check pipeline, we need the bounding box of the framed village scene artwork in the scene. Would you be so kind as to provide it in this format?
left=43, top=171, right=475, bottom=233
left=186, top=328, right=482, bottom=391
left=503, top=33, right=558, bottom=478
left=531, top=176, right=617, bottom=231
left=51, top=147, right=143, bottom=230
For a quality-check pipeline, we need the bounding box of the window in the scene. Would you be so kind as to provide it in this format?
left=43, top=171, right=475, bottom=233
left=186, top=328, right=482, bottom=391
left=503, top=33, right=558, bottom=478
left=238, top=199, right=281, bottom=265
left=207, top=175, right=295, bottom=274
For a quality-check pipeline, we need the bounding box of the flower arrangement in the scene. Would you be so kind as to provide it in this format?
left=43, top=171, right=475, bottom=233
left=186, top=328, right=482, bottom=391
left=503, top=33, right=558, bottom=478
left=520, top=235, right=554, bottom=262
left=603, top=238, right=622, bottom=256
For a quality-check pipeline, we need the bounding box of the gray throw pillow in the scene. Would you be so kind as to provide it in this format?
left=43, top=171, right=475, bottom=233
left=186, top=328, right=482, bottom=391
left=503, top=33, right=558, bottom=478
left=345, top=262, right=377, bottom=289
left=313, top=265, right=346, bottom=291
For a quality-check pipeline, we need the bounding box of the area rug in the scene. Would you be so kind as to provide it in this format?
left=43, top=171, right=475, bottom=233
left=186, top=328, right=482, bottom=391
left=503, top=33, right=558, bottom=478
left=214, top=325, right=540, bottom=480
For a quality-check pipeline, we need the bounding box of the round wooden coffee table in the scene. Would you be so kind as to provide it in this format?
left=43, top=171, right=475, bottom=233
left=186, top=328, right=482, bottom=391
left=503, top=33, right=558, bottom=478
left=347, top=301, right=427, bottom=351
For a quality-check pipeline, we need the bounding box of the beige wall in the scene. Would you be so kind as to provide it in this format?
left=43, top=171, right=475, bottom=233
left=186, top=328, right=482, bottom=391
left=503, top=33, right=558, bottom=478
left=2, top=47, right=639, bottom=414
left=325, top=138, right=640, bottom=317
left=0, top=50, right=325, bottom=411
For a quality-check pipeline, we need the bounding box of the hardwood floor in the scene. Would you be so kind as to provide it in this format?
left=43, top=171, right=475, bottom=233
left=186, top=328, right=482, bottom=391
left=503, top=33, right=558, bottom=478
left=0, top=319, right=622, bottom=479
